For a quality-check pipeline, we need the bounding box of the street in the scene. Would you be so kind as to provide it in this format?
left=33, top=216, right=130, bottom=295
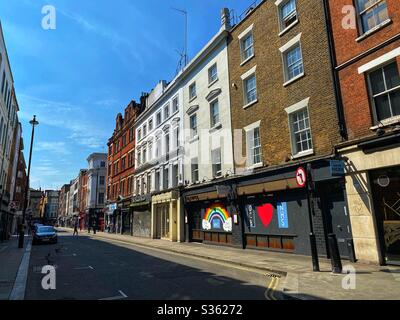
left=25, top=230, right=275, bottom=300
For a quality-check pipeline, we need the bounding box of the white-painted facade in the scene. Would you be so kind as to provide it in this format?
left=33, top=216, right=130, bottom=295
left=86, top=153, right=107, bottom=209
left=134, top=81, right=184, bottom=195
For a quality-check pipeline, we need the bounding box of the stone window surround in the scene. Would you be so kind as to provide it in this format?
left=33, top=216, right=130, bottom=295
left=275, top=0, right=299, bottom=37
left=238, top=24, right=255, bottom=65
left=279, top=33, right=304, bottom=86
left=244, top=120, right=263, bottom=169
left=285, top=97, right=314, bottom=159
left=241, top=65, right=258, bottom=109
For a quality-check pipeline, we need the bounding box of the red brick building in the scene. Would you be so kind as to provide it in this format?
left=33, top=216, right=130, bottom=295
left=78, top=169, right=88, bottom=228
left=326, top=0, right=400, bottom=264
left=106, top=99, right=144, bottom=234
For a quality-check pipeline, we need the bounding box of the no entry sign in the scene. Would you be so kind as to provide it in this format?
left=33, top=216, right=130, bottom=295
left=296, top=167, right=307, bottom=188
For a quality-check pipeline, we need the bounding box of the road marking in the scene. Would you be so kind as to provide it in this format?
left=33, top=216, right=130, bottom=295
left=99, top=290, right=128, bottom=301
left=265, top=275, right=281, bottom=301
left=9, top=241, right=32, bottom=300
left=73, top=266, right=94, bottom=270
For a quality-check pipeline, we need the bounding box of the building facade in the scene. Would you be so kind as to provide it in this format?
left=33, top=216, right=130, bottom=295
left=28, top=189, right=43, bottom=220
left=107, top=100, right=144, bottom=235
left=327, top=0, right=400, bottom=264
left=57, top=184, right=70, bottom=227
left=182, top=0, right=353, bottom=258
left=0, top=22, right=22, bottom=241
left=86, top=153, right=107, bottom=231
left=43, top=190, right=60, bottom=224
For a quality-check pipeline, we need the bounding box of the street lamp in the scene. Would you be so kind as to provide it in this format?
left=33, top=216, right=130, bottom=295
left=18, top=115, right=39, bottom=249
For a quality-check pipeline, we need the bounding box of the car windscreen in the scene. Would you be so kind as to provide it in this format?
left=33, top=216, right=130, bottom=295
left=37, top=227, right=54, bottom=233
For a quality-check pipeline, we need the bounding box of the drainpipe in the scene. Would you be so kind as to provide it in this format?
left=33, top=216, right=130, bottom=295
left=322, top=0, right=347, bottom=141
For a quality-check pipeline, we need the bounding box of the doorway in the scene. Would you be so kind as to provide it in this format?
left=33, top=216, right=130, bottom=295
left=370, top=166, right=400, bottom=265
left=156, top=203, right=170, bottom=239
left=319, top=180, right=353, bottom=259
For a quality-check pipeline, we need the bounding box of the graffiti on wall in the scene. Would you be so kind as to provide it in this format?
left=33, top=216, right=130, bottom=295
left=202, top=205, right=232, bottom=232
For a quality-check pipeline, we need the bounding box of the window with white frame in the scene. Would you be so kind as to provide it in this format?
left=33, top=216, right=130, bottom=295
left=368, top=61, right=400, bottom=122
left=211, top=148, right=222, bottom=178
left=137, top=150, right=141, bottom=166
left=210, top=100, right=220, bottom=127
left=137, top=128, right=142, bottom=141
left=190, top=114, right=198, bottom=138
left=208, top=63, right=218, bottom=84
left=148, top=142, right=153, bottom=161
left=143, top=124, right=147, bottom=137
left=283, top=43, right=304, bottom=82
left=164, top=104, right=170, bottom=120
left=142, top=146, right=147, bottom=164
left=243, top=74, right=257, bottom=105
left=189, top=82, right=197, bottom=100
left=155, top=171, right=160, bottom=192
left=156, top=111, right=162, bottom=126
left=149, top=118, right=153, bottom=131
left=156, top=137, right=161, bottom=157
left=289, top=107, right=313, bottom=156
left=163, top=166, right=169, bottom=190
left=165, top=132, right=170, bottom=155
left=174, top=127, right=180, bottom=149
left=245, top=124, right=262, bottom=167
left=278, top=0, right=298, bottom=31
left=240, top=32, right=254, bottom=62
left=356, top=0, right=389, bottom=34
left=172, top=96, right=179, bottom=112
left=191, top=158, right=199, bottom=183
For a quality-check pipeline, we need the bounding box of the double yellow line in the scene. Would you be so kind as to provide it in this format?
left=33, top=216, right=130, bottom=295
left=265, top=274, right=281, bottom=300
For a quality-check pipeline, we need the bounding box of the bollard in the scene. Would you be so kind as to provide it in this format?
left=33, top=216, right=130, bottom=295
left=328, top=233, right=343, bottom=274
left=310, top=233, right=320, bottom=272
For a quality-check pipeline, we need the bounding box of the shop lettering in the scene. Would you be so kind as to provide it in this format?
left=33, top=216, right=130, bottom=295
left=157, top=304, right=192, bottom=318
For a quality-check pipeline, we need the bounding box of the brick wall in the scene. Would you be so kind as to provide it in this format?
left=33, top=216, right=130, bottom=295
left=228, top=0, right=341, bottom=170
left=328, top=0, right=400, bottom=140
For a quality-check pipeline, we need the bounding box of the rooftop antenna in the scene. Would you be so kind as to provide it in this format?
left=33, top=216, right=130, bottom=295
left=171, top=7, right=188, bottom=70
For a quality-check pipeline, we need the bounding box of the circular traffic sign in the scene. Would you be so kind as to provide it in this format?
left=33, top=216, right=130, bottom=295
left=296, top=167, right=307, bottom=188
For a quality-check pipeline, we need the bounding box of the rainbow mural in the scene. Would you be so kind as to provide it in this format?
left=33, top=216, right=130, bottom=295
left=202, top=205, right=232, bottom=232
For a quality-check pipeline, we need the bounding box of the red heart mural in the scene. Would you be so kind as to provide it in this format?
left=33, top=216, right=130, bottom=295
left=257, top=204, right=274, bottom=227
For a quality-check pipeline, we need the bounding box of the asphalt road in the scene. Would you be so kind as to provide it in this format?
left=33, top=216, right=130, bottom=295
left=25, top=231, right=275, bottom=300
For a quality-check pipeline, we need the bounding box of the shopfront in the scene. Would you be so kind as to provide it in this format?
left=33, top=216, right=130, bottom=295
left=151, top=190, right=182, bottom=242
left=184, top=184, right=239, bottom=247
left=338, top=132, right=400, bottom=265
left=131, top=194, right=151, bottom=238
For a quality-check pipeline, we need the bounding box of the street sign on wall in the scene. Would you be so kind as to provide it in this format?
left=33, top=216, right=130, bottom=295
left=330, top=160, right=345, bottom=177
left=296, top=167, right=307, bottom=188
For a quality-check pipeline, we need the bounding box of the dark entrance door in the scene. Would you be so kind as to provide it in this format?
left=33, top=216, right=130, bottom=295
left=189, top=205, right=203, bottom=242
left=370, top=166, right=400, bottom=265
left=320, top=180, right=353, bottom=259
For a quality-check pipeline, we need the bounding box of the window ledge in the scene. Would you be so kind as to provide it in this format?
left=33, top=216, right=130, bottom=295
left=370, top=115, right=400, bottom=130
left=278, top=19, right=299, bottom=37
left=189, top=95, right=197, bottom=103
left=247, top=162, right=264, bottom=171
left=291, top=149, right=314, bottom=159
left=356, top=19, right=392, bottom=42
left=208, top=78, right=219, bottom=88
left=243, top=99, right=258, bottom=110
left=189, top=135, right=199, bottom=144
left=209, top=123, right=222, bottom=133
left=240, top=54, right=255, bottom=67
left=283, top=73, right=305, bottom=87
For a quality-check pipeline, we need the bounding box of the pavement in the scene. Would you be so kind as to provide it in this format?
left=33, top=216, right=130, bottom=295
left=0, top=235, right=31, bottom=300
left=60, top=227, right=400, bottom=300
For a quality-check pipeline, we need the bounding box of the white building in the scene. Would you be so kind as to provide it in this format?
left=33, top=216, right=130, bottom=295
left=182, top=8, right=234, bottom=185
left=86, top=153, right=107, bottom=209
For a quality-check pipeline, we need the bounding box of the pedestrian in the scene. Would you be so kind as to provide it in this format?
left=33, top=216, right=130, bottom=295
left=73, top=219, right=79, bottom=236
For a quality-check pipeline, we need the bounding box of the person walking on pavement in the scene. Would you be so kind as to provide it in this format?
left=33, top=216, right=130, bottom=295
left=73, top=219, right=79, bottom=236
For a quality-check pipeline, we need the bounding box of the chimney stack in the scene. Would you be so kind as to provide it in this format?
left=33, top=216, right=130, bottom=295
left=221, top=8, right=231, bottom=31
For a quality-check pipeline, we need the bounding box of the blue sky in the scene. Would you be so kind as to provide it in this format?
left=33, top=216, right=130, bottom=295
left=0, top=0, right=251, bottom=190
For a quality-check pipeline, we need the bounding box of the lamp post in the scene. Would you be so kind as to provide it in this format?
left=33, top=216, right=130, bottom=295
left=18, top=115, right=39, bottom=249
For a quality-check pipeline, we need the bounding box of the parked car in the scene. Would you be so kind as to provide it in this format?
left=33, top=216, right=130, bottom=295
left=32, top=226, right=58, bottom=245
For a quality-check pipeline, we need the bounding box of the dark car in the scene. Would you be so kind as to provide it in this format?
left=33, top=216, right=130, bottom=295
left=33, top=226, right=58, bottom=245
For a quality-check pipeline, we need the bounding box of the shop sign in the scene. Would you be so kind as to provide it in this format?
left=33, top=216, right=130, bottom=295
left=330, top=160, right=345, bottom=177
left=277, top=202, right=289, bottom=229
